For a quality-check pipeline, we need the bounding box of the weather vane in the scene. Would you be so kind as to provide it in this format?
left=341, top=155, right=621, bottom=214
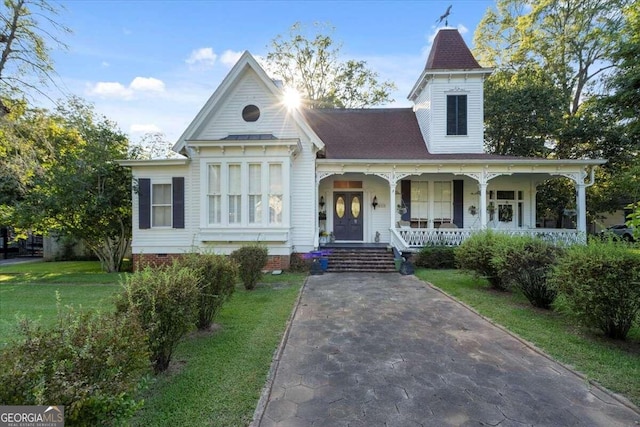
left=437, top=4, right=452, bottom=27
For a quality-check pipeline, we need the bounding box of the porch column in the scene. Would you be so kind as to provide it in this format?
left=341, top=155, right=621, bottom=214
left=479, top=181, right=488, bottom=229
left=577, top=182, right=586, bottom=234
left=389, top=179, right=396, bottom=230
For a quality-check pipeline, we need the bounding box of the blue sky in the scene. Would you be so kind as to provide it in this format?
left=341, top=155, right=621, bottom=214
left=47, top=0, right=495, bottom=143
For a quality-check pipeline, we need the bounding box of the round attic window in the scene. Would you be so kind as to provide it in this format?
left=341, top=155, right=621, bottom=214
left=242, top=104, right=260, bottom=122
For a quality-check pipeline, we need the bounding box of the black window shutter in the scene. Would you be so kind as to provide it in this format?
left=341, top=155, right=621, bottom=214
left=172, top=177, right=185, bottom=229
left=453, top=180, right=464, bottom=228
left=401, top=180, right=411, bottom=221
left=458, top=95, right=467, bottom=135
left=446, top=95, right=456, bottom=135
left=138, top=178, right=151, bottom=229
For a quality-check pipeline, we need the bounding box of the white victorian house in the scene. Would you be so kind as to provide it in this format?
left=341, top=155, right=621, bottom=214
left=120, top=29, right=604, bottom=270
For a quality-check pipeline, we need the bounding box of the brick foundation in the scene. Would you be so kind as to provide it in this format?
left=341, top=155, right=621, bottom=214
left=133, top=253, right=291, bottom=272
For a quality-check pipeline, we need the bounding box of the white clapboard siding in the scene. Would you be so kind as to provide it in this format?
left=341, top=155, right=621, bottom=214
left=413, top=83, right=432, bottom=153
left=290, top=136, right=317, bottom=252
left=416, top=75, right=485, bottom=154
left=195, top=68, right=299, bottom=141
left=130, top=165, right=196, bottom=254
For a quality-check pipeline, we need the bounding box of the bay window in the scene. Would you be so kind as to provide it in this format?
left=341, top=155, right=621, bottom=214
left=205, top=161, right=285, bottom=227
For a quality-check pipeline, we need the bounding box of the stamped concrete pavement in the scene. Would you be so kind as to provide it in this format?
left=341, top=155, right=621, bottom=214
left=256, top=273, right=640, bottom=427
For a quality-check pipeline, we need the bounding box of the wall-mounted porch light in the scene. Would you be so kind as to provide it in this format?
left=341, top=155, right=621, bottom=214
left=372, top=195, right=378, bottom=209
left=319, top=196, right=325, bottom=209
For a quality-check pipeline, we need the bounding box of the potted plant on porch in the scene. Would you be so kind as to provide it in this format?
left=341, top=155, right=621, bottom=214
left=319, top=231, right=329, bottom=245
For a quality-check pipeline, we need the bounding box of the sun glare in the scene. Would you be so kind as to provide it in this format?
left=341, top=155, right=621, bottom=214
left=283, top=87, right=301, bottom=109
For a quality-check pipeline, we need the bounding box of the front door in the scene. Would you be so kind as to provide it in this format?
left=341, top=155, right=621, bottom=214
left=333, top=192, right=363, bottom=241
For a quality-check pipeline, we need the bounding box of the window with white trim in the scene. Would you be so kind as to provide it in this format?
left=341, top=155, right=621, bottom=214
left=433, top=181, right=452, bottom=220
left=205, top=161, right=285, bottom=227
left=208, top=164, right=221, bottom=224
left=447, top=94, right=467, bottom=135
left=249, top=163, right=262, bottom=224
left=269, top=163, right=283, bottom=224
left=410, top=181, right=428, bottom=222
left=228, top=164, right=242, bottom=224
left=152, top=183, right=172, bottom=227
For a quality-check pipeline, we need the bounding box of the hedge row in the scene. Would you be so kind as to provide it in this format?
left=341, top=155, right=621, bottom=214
left=455, top=231, right=640, bottom=340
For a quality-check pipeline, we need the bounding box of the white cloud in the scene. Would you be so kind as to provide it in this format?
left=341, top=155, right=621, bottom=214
left=130, top=77, right=165, bottom=92
left=457, top=24, right=469, bottom=35
left=101, top=61, right=110, bottom=68
left=220, top=50, right=243, bottom=67
left=130, top=123, right=162, bottom=134
left=86, top=76, right=166, bottom=100
left=186, top=47, right=217, bottom=69
left=87, top=82, right=132, bottom=99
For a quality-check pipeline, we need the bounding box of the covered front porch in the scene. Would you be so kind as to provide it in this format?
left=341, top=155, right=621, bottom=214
left=315, top=158, right=604, bottom=250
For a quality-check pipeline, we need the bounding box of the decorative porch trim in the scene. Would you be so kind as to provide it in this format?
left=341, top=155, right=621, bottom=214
left=393, top=227, right=585, bottom=249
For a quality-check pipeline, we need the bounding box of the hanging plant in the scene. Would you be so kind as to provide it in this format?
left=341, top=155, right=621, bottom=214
left=487, top=202, right=496, bottom=221
left=397, top=199, right=408, bottom=215
left=468, top=205, right=477, bottom=216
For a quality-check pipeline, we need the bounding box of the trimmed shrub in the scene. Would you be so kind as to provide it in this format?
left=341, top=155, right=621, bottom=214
left=230, top=245, right=268, bottom=290
left=177, top=253, right=238, bottom=330
left=549, top=240, right=640, bottom=340
left=0, top=308, right=150, bottom=426
left=414, top=245, right=457, bottom=269
left=288, top=253, right=312, bottom=272
left=492, top=236, right=563, bottom=309
left=115, top=262, right=200, bottom=372
left=455, top=230, right=512, bottom=290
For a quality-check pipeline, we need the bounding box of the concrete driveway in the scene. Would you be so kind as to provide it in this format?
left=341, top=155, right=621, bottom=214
left=255, top=273, right=640, bottom=427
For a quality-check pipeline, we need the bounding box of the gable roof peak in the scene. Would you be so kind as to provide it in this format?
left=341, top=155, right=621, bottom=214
left=425, top=28, right=481, bottom=70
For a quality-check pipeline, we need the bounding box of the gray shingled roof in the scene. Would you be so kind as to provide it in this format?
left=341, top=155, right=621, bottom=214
left=303, top=108, right=515, bottom=161
left=425, top=28, right=482, bottom=70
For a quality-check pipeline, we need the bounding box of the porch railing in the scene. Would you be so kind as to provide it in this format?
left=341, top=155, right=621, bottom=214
left=393, top=228, right=586, bottom=249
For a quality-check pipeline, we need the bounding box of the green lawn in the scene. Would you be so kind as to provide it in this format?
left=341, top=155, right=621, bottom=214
left=1, top=261, right=306, bottom=426
left=416, top=268, right=640, bottom=406
left=0, top=261, right=123, bottom=345
left=132, top=272, right=305, bottom=427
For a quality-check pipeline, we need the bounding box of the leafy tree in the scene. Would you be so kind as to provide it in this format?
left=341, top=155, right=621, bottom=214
left=484, top=66, right=564, bottom=157
left=476, top=0, right=635, bottom=224
left=266, top=22, right=396, bottom=108
left=129, top=131, right=182, bottom=160
left=0, top=0, right=70, bottom=115
left=474, top=0, right=628, bottom=117
left=14, top=98, right=132, bottom=272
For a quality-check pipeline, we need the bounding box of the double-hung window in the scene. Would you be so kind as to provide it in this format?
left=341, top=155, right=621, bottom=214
left=208, top=165, right=221, bottom=224
left=249, top=164, right=262, bottom=224
left=138, top=177, right=184, bottom=229
left=446, top=94, right=467, bottom=135
left=152, top=183, right=172, bottom=227
left=433, top=181, right=452, bottom=221
left=228, top=164, right=242, bottom=224
left=269, top=163, right=283, bottom=224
